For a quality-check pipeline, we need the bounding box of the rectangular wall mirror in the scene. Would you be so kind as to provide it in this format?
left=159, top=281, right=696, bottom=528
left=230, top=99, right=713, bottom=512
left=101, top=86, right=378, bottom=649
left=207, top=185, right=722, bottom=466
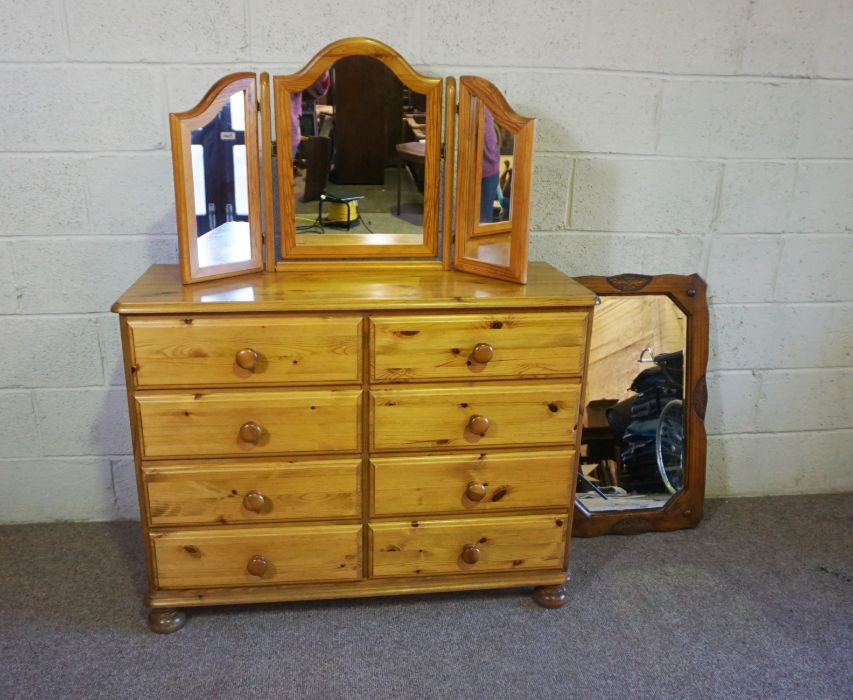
left=273, top=39, right=442, bottom=261
left=573, top=274, right=708, bottom=536
left=169, top=73, right=263, bottom=284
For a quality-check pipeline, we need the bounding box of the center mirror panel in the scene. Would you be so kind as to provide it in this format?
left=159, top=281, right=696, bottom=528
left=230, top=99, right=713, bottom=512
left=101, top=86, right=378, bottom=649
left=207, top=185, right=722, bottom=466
left=274, top=39, right=442, bottom=260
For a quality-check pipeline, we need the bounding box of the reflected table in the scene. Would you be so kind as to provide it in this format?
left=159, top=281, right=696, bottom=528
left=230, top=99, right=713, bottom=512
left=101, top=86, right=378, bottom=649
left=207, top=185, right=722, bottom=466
left=197, top=221, right=252, bottom=268
left=395, top=141, right=425, bottom=215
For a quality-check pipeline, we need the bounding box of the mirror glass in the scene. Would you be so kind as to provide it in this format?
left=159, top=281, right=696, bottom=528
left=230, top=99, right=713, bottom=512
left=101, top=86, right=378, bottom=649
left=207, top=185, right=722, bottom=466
left=189, top=90, right=253, bottom=267
left=478, top=105, right=515, bottom=225
left=454, top=76, right=533, bottom=284
left=288, top=55, right=426, bottom=244
left=577, top=295, right=687, bottom=512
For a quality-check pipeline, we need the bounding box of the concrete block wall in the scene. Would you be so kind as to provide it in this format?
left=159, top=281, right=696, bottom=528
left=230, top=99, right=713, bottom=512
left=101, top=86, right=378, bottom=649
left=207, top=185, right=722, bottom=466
left=1, top=0, right=850, bottom=522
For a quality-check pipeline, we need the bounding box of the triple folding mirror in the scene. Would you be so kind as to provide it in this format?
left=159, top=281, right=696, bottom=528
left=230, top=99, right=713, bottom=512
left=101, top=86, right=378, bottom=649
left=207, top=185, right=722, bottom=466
left=169, top=38, right=534, bottom=285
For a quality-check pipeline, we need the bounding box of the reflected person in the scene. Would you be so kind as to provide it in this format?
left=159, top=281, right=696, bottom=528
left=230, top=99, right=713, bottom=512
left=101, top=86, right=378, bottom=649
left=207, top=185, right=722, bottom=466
left=480, top=106, right=500, bottom=222
left=291, top=71, right=331, bottom=158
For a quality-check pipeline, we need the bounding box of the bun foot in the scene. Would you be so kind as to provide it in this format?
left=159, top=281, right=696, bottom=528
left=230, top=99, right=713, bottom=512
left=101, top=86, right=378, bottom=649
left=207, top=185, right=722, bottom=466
left=148, top=608, right=186, bottom=634
left=533, top=584, right=568, bottom=609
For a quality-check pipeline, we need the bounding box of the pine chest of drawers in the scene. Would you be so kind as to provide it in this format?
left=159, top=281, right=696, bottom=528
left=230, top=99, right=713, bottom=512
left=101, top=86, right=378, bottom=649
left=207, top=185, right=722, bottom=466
left=112, top=262, right=595, bottom=632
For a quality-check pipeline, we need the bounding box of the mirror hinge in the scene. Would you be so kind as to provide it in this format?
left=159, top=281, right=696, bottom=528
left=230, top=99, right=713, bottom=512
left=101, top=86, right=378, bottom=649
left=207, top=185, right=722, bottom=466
left=257, top=100, right=261, bottom=112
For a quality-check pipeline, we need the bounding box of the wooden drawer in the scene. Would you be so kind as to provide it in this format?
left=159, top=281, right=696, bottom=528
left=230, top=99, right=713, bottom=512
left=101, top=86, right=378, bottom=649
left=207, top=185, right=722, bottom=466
left=370, top=311, right=588, bottom=383
left=151, top=524, right=362, bottom=588
left=371, top=450, right=575, bottom=516
left=136, top=388, right=361, bottom=458
left=370, top=382, right=580, bottom=451
left=370, top=514, right=567, bottom=577
left=144, top=459, right=360, bottom=526
left=127, top=315, right=362, bottom=387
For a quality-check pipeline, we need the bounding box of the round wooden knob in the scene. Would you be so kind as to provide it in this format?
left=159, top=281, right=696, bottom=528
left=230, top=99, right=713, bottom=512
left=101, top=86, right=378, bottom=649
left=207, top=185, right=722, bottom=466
left=466, top=481, right=487, bottom=501
left=246, top=554, right=268, bottom=577
left=470, top=343, right=494, bottom=364
left=243, top=490, right=265, bottom=512
left=461, top=544, right=480, bottom=565
left=235, top=348, right=259, bottom=371
left=467, top=414, right=490, bottom=436
left=239, top=421, right=263, bottom=443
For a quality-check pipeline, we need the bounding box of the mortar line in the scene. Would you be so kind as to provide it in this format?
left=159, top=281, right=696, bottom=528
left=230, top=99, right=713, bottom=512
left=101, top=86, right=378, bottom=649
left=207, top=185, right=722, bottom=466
left=58, top=0, right=72, bottom=61
left=3, top=58, right=852, bottom=83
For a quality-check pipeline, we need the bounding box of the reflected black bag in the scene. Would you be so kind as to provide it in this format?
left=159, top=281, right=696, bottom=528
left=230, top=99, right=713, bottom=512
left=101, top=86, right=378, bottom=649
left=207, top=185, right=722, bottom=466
left=654, top=350, right=684, bottom=386
left=629, top=366, right=669, bottom=393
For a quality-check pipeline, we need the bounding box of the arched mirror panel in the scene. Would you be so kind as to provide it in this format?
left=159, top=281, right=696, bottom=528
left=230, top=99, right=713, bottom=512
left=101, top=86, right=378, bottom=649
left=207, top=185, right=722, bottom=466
left=169, top=73, right=263, bottom=284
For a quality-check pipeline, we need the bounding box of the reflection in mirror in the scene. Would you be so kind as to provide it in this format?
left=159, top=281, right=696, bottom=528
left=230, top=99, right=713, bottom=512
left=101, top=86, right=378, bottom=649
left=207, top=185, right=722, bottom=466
left=190, top=90, right=252, bottom=267
left=577, top=295, right=687, bottom=512
left=478, top=105, right=515, bottom=225
left=289, top=56, right=426, bottom=242
left=170, top=72, right=261, bottom=284
left=454, top=76, right=534, bottom=284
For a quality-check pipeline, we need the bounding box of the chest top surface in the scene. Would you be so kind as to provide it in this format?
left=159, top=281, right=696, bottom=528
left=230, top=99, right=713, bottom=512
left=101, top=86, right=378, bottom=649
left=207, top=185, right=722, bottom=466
left=112, top=262, right=595, bottom=314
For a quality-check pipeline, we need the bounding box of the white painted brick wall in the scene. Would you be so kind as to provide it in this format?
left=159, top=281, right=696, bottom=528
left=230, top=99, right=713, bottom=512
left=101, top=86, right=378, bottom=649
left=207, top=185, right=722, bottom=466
left=571, top=158, right=721, bottom=232
left=715, top=162, right=796, bottom=233
left=504, top=72, right=660, bottom=153
left=0, top=0, right=851, bottom=522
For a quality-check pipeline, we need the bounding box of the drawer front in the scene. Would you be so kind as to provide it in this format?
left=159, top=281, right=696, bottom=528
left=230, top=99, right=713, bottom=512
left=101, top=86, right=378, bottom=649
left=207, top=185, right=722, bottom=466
left=136, top=389, right=361, bottom=458
left=151, top=524, right=362, bottom=588
left=144, top=459, right=360, bottom=526
left=128, top=315, right=362, bottom=387
left=370, top=514, right=567, bottom=578
left=371, top=382, right=580, bottom=451
left=371, top=450, right=575, bottom=516
left=370, top=311, right=588, bottom=383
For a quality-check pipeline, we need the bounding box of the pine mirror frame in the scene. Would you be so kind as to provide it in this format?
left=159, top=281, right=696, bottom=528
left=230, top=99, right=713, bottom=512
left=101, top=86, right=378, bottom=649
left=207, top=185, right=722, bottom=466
left=273, top=37, right=443, bottom=263
left=572, top=273, right=709, bottom=537
left=169, top=72, right=263, bottom=285
left=454, top=75, right=535, bottom=284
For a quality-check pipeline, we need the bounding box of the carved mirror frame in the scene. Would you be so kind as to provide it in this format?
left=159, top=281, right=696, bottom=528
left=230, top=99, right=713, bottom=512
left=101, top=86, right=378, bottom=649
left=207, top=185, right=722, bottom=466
left=169, top=73, right=263, bottom=284
left=572, top=273, right=709, bottom=536
left=273, top=38, right=443, bottom=262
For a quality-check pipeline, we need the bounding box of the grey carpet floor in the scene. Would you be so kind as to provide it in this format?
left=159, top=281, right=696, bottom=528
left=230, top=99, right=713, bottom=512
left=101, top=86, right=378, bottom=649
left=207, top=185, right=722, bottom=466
left=1, top=494, right=851, bottom=700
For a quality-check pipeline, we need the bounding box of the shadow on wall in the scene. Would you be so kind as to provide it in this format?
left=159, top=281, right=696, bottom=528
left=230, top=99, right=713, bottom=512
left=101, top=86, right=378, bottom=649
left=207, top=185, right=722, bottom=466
left=88, top=196, right=179, bottom=522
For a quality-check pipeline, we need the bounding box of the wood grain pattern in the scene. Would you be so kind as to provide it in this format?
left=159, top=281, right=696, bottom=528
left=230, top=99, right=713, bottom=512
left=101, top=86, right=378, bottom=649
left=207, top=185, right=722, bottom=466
left=147, top=568, right=568, bottom=608
left=370, top=311, right=588, bottom=382
left=370, top=514, right=567, bottom=577
left=113, top=261, right=592, bottom=620
left=585, top=296, right=685, bottom=402
left=128, top=315, right=362, bottom=387
left=370, top=381, right=580, bottom=451
left=259, top=72, right=275, bottom=272
left=442, top=76, right=456, bottom=270
left=136, top=388, right=361, bottom=458
left=119, top=315, right=159, bottom=592
left=169, top=73, right=263, bottom=284
left=151, top=524, right=362, bottom=588
left=370, top=450, right=575, bottom=516
left=273, top=37, right=442, bottom=261
left=112, top=263, right=595, bottom=314
left=454, top=76, right=535, bottom=284
left=143, top=459, right=361, bottom=526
